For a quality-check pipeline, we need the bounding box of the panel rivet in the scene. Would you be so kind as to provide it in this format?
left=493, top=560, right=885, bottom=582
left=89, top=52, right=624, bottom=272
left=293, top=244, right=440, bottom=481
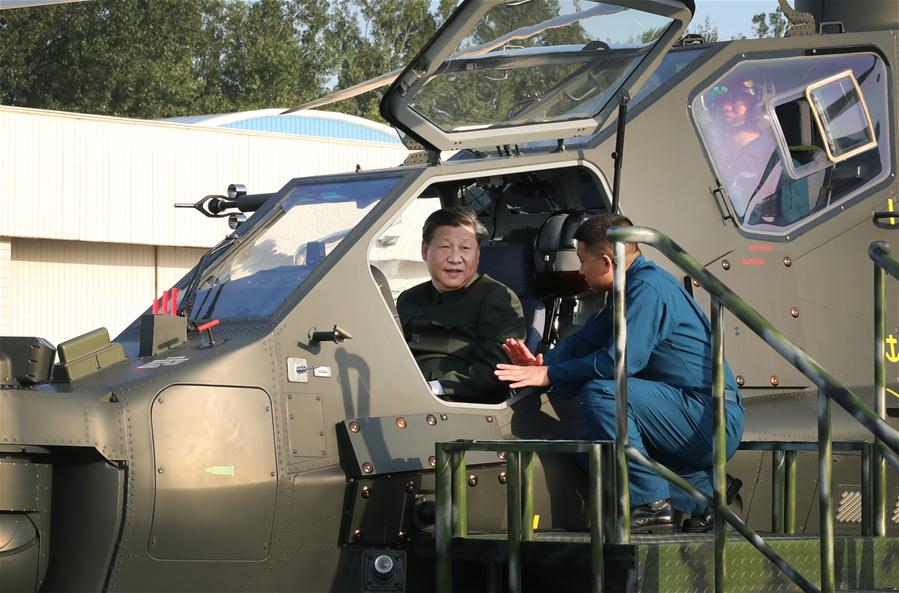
left=361, top=486, right=371, bottom=498
left=736, top=375, right=745, bottom=386
left=721, top=259, right=731, bottom=270
left=468, top=474, right=478, bottom=487
left=404, top=481, right=415, bottom=493
left=783, top=256, right=792, bottom=267
left=349, top=421, right=360, bottom=433
left=427, top=456, right=436, bottom=468
left=353, top=529, right=363, bottom=542
left=362, top=462, right=374, bottom=474
left=486, top=416, right=494, bottom=423
left=395, top=417, right=407, bottom=429
left=770, top=375, right=780, bottom=387
left=395, top=531, right=407, bottom=544
left=440, top=414, right=448, bottom=421
left=498, top=472, right=508, bottom=484
left=426, top=414, right=437, bottom=426
left=692, top=279, right=701, bottom=287
left=497, top=451, right=507, bottom=461
left=157, top=467, right=163, bottom=474
left=790, top=307, right=800, bottom=318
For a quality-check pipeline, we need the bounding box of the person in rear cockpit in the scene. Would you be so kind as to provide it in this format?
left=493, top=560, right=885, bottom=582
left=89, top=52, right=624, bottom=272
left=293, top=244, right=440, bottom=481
left=397, top=207, right=525, bottom=404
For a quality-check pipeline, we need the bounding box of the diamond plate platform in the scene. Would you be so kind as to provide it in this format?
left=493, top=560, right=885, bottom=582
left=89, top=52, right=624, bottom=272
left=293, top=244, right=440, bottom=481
left=418, top=533, right=899, bottom=592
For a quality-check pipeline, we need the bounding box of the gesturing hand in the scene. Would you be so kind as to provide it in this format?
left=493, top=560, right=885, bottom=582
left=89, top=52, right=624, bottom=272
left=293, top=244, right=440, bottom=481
left=494, top=363, right=550, bottom=389
left=501, top=338, right=544, bottom=366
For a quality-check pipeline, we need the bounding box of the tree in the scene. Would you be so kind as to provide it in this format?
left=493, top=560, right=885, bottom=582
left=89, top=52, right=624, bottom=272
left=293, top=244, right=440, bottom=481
left=751, top=6, right=787, bottom=38
left=0, top=1, right=232, bottom=118
left=0, top=0, right=338, bottom=118
left=688, top=15, right=719, bottom=43
left=325, top=0, right=439, bottom=121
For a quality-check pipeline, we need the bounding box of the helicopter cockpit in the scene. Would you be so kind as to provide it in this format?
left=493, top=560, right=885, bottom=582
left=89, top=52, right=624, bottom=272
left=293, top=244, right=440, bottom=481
left=367, top=164, right=611, bottom=404
left=692, top=50, right=888, bottom=238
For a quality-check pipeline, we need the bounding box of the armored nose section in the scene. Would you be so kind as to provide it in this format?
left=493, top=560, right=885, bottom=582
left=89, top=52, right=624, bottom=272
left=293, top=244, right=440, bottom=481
left=0, top=456, right=52, bottom=593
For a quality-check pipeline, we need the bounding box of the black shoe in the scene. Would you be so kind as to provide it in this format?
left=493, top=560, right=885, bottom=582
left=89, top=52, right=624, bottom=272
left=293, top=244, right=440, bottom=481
left=681, top=476, right=743, bottom=533
left=630, top=499, right=674, bottom=533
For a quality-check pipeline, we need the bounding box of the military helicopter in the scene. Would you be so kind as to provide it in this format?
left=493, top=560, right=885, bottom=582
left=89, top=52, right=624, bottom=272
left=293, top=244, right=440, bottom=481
left=1, top=0, right=897, bottom=592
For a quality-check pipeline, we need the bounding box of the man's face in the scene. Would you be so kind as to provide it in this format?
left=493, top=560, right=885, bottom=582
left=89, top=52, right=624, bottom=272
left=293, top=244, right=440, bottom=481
left=576, top=241, right=613, bottom=293
left=720, top=97, right=749, bottom=127
left=422, top=224, right=480, bottom=292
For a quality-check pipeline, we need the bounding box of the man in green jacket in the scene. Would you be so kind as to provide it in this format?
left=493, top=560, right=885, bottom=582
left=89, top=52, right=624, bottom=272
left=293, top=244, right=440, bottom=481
left=397, top=207, right=525, bottom=403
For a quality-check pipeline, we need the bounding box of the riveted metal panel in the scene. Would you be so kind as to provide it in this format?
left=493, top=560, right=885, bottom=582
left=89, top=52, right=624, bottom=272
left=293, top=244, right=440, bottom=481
left=287, top=393, right=326, bottom=458
left=149, top=385, right=277, bottom=560
left=339, top=413, right=504, bottom=477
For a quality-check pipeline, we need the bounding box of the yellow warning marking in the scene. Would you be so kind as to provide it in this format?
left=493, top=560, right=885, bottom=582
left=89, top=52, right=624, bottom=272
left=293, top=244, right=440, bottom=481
left=886, top=334, right=899, bottom=364
left=887, top=388, right=899, bottom=400
left=532, top=514, right=540, bottom=531
left=889, top=197, right=895, bottom=226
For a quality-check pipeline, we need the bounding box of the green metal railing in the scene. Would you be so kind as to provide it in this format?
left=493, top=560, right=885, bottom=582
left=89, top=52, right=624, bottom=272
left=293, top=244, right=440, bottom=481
left=607, top=227, right=899, bottom=593
left=870, top=241, right=899, bottom=538
left=435, top=440, right=613, bottom=593
left=432, top=231, right=898, bottom=593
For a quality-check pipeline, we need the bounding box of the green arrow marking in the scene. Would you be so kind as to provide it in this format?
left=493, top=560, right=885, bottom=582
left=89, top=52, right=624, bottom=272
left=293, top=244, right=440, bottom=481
left=204, top=465, right=235, bottom=477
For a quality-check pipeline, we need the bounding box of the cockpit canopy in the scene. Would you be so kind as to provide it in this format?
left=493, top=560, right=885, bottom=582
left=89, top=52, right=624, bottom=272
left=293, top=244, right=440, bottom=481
left=381, top=0, right=693, bottom=152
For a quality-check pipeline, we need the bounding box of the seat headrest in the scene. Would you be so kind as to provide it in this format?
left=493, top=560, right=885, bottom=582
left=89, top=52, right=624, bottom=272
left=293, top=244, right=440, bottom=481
left=533, top=211, right=590, bottom=297
left=478, top=243, right=533, bottom=297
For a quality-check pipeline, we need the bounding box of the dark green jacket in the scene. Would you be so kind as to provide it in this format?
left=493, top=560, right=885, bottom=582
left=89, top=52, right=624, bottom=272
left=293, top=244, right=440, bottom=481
left=397, top=274, right=525, bottom=403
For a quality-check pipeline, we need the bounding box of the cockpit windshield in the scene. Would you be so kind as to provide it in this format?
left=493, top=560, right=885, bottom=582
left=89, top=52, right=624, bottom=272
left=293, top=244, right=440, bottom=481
left=407, top=0, right=674, bottom=132
left=189, top=176, right=402, bottom=321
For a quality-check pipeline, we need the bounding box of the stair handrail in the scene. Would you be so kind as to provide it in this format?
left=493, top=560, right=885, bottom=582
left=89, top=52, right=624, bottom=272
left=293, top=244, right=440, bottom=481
left=608, top=227, right=899, bottom=454
left=608, top=226, right=899, bottom=593
left=869, top=240, right=898, bottom=537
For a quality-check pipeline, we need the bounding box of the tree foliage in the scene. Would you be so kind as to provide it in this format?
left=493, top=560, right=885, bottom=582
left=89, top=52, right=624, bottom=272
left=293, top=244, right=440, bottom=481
left=751, top=6, right=787, bottom=38
left=0, top=1, right=783, bottom=123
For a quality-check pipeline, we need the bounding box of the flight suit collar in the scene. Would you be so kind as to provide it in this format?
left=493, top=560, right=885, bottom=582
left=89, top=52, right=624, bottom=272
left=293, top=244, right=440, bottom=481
left=428, top=273, right=482, bottom=304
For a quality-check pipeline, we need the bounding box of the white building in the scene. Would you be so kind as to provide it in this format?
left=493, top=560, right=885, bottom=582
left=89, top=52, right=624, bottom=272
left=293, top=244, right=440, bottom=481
left=0, top=106, right=409, bottom=346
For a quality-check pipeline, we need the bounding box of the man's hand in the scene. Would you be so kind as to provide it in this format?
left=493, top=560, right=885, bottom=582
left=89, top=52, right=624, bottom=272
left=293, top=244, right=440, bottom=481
left=495, top=363, right=550, bottom=389
left=501, top=338, right=544, bottom=366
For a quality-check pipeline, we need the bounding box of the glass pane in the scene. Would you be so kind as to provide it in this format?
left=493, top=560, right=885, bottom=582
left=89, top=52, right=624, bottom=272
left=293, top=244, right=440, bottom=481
left=409, top=1, right=674, bottom=132
left=190, top=176, right=402, bottom=320
left=691, top=53, right=889, bottom=236
left=807, top=73, right=876, bottom=160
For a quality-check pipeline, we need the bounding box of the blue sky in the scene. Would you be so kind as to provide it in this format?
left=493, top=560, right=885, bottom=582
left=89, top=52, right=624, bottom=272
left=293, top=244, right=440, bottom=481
left=693, top=0, right=782, bottom=39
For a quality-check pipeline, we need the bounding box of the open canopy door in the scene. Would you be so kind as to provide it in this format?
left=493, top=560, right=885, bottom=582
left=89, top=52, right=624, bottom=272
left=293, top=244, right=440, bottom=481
left=381, top=0, right=694, bottom=152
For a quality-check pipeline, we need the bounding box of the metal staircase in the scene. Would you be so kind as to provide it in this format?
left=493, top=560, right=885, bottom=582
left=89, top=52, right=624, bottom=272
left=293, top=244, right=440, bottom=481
left=431, top=229, right=899, bottom=593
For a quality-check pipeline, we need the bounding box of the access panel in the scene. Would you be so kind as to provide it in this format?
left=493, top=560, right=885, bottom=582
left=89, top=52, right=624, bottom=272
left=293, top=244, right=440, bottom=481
left=150, top=385, right=277, bottom=560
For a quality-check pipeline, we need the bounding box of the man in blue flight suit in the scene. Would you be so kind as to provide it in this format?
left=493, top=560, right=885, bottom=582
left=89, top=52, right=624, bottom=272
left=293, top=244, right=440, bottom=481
left=496, top=214, right=744, bottom=532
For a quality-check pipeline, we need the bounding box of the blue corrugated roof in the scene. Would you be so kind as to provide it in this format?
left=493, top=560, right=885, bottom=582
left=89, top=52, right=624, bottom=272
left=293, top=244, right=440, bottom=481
left=222, top=115, right=401, bottom=144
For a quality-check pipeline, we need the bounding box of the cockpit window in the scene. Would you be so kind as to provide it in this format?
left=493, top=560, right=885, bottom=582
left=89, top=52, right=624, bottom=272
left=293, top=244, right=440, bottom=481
left=806, top=70, right=877, bottom=162
left=692, top=52, right=889, bottom=237
left=190, top=176, right=402, bottom=320
left=408, top=1, right=674, bottom=133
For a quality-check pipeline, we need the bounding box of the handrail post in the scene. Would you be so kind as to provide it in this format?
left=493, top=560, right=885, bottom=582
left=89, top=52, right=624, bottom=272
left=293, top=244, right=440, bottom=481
left=589, top=443, right=605, bottom=593
left=773, top=446, right=785, bottom=534
left=452, top=451, right=468, bottom=538
left=861, top=443, right=873, bottom=536
left=613, top=240, right=631, bottom=544
left=507, top=451, right=522, bottom=593
left=818, top=388, right=835, bottom=593
left=601, top=444, right=618, bottom=542
left=711, top=299, right=728, bottom=593
left=522, top=452, right=535, bottom=541
left=785, top=450, right=798, bottom=534
left=436, top=446, right=452, bottom=593
left=873, top=260, right=887, bottom=536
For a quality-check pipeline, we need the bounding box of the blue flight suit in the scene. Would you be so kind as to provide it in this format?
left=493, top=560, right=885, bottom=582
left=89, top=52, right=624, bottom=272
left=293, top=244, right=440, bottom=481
left=545, top=255, right=744, bottom=515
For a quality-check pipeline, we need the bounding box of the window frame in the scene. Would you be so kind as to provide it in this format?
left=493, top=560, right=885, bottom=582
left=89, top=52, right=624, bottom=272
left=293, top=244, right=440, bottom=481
left=805, top=69, right=878, bottom=163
